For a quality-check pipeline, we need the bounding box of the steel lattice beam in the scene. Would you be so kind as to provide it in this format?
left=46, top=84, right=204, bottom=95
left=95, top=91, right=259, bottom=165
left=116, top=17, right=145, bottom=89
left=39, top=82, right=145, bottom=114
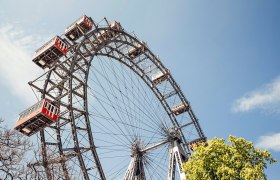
left=27, top=17, right=206, bottom=179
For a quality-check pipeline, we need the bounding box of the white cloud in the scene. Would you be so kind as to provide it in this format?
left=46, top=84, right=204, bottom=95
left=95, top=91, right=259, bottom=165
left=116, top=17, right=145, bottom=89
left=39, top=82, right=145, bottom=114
left=232, top=77, right=280, bottom=113
left=0, top=23, right=51, bottom=104
left=256, top=133, right=280, bottom=152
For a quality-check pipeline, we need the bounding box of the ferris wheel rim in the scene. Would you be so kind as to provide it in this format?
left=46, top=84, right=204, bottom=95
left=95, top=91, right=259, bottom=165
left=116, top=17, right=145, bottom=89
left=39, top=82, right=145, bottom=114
left=28, top=18, right=206, bottom=180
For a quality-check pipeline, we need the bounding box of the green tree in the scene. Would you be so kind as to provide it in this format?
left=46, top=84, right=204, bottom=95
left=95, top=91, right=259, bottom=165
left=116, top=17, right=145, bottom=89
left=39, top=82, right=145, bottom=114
left=183, top=136, right=276, bottom=180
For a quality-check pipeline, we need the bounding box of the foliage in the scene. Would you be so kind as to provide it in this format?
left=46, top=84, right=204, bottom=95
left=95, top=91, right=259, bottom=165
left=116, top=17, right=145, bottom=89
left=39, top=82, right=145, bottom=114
left=183, top=136, right=276, bottom=180
left=0, top=118, right=74, bottom=179
left=0, top=118, right=34, bottom=179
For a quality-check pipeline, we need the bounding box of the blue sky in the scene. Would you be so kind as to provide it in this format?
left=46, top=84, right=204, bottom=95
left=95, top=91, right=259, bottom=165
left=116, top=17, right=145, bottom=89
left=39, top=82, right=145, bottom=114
left=0, top=0, right=279, bottom=179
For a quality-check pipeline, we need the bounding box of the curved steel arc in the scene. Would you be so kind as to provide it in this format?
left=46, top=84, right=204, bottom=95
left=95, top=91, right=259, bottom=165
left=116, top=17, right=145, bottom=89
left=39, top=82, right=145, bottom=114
left=33, top=21, right=206, bottom=179
left=68, top=46, right=90, bottom=180
left=85, top=28, right=206, bottom=143
left=84, top=57, right=107, bottom=180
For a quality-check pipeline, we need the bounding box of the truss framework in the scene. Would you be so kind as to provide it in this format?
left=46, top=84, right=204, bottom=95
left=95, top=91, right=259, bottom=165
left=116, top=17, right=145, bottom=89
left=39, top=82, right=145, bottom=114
left=28, top=18, right=206, bottom=179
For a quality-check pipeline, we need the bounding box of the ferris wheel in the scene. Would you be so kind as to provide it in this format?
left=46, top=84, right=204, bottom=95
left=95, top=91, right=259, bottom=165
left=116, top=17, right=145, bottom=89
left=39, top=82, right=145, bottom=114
left=15, top=15, right=206, bottom=179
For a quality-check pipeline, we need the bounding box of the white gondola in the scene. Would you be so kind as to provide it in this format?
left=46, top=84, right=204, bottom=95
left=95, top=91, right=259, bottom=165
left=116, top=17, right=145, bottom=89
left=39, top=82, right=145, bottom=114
left=97, top=21, right=122, bottom=42
left=128, top=41, right=147, bottom=59
left=65, top=15, right=94, bottom=41
left=151, top=69, right=169, bottom=85
left=110, top=21, right=122, bottom=31
left=171, top=102, right=189, bottom=115
left=188, top=137, right=207, bottom=151
left=32, top=36, right=68, bottom=69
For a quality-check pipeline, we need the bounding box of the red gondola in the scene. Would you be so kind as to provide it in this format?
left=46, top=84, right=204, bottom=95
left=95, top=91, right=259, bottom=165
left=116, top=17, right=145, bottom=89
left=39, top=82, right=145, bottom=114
left=32, top=36, right=68, bottom=69
left=64, top=15, right=94, bottom=41
left=15, top=99, right=59, bottom=136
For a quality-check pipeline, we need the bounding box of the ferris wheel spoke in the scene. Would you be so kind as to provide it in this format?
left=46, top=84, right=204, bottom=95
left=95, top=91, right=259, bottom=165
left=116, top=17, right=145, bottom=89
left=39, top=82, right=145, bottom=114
left=90, top=72, right=141, bottom=141
left=96, top=54, right=164, bottom=119
left=98, top=56, right=137, bottom=134
left=89, top=64, right=165, bottom=129
left=103, top=55, right=167, bottom=125
left=87, top=87, right=165, bottom=138
left=89, top=111, right=164, bottom=140
left=95, top=58, right=135, bottom=138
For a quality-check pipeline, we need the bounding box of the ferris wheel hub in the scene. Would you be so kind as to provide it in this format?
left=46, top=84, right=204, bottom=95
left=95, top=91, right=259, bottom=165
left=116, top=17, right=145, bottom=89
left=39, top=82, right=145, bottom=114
left=130, top=139, right=144, bottom=157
